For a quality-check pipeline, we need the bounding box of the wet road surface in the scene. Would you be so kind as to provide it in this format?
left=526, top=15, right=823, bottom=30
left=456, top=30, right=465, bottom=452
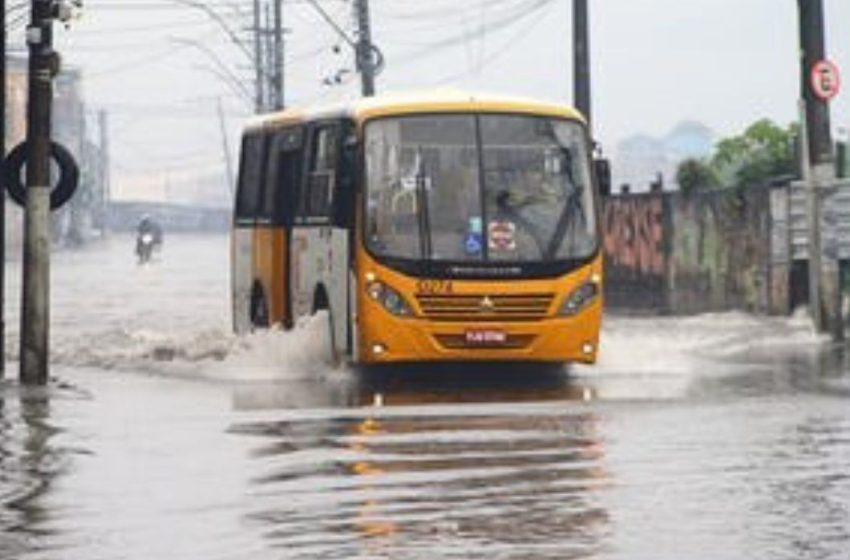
left=1, top=235, right=849, bottom=559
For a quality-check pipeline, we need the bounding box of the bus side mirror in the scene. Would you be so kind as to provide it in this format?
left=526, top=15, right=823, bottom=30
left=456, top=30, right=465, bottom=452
left=594, top=158, right=611, bottom=197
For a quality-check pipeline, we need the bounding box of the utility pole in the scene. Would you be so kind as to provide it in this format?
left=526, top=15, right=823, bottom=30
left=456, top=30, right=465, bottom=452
left=1, top=0, right=6, bottom=379
left=252, top=0, right=264, bottom=112
left=98, top=109, right=110, bottom=235
left=573, top=0, right=591, bottom=132
left=273, top=0, right=284, bottom=109
left=264, top=3, right=275, bottom=109
left=67, top=98, right=86, bottom=246
left=216, top=98, right=235, bottom=196
left=20, top=0, right=58, bottom=384
left=353, top=0, right=375, bottom=96
left=797, top=0, right=844, bottom=341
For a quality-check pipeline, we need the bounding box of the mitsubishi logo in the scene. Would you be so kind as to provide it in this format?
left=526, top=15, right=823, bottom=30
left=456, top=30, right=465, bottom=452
left=479, top=296, right=495, bottom=312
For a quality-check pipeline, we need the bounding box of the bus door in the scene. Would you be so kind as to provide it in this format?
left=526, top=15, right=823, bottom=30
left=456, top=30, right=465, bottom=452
left=254, top=127, right=303, bottom=329
left=290, top=120, right=351, bottom=354
left=232, top=131, right=268, bottom=334
left=263, top=126, right=304, bottom=329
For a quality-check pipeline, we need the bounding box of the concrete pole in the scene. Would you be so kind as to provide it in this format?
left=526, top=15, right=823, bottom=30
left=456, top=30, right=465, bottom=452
left=98, top=110, right=110, bottom=235
left=799, top=0, right=834, bottom=166
left=216, top=98, right=235, bottom=196
left=264, top=3, right=275, bottom=109
left=20, top=0, right=57, bottom=384
left=354, top=0, right=375, bottom=97
left=1, top=0, right=7, bottom=380
left=273, top=0, right=284, bottom=109
left=799, top=100, right=823, bottom=331
left=797, top=0, right=843, bottom=341
left=573, top=0, right=591, bottom=132
left=67, top=99, right=86, bottom=246
left=253, top=0, right=264, bottom=112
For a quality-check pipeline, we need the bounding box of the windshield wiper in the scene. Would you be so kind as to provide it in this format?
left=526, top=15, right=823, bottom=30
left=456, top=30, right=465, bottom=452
left=544, top=190, right=586, bottom=260
left=543, top=149, right=586, bottom=260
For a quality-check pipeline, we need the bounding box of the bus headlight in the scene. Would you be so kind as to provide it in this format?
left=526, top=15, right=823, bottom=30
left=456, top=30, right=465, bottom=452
left=366, top=281, right=413, bottom=317
left=558, top=282, right=599, bottom=316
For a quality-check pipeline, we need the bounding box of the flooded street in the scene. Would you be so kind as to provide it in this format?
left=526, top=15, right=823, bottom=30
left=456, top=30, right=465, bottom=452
left=1, top=235, right=849, bottom=559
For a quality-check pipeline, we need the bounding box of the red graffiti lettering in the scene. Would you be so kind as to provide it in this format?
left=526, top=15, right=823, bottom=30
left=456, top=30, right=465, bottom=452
left=603, top=198, right=665, bottom=275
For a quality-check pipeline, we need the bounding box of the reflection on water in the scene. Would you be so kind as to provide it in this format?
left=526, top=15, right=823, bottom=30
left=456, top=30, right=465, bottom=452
left=0, top=388, right=65, bottom=559
left=231, top=367, right=610, bottom=559
left=0, top=351, right=848, bottom=559
left=232, top=363, right=595, bottom=412
left=753, top=414, right=850, bottom=560
left=225, top=352, right=850, bottom=560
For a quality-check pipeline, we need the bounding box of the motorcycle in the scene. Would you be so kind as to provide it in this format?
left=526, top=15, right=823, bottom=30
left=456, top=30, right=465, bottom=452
left=136, top=232, right=157, bottom=264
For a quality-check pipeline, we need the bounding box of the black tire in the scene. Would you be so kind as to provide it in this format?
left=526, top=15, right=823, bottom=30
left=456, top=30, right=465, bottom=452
left=250, top=286, right=270, bottom=329
left=136, top=242, right=153, bottom=264
left=325, top=307, right=340, bottom=367
left=313, top=288, right=339, bottom=367
left=4, top=141, right=80, bottom=210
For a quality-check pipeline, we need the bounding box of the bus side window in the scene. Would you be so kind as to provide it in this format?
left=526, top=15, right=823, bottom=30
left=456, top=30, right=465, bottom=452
left=235, top=132, right=268, bottom=224
left=300, top=124, right=339, bottom=223
left=263, top=127, right=303, bottom=226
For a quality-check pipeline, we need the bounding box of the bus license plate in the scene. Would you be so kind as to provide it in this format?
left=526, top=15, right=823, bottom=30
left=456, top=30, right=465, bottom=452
left=465, top=330, right=507, bottom=345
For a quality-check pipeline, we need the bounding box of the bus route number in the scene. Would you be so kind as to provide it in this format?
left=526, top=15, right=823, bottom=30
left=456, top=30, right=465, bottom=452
left=417, top=279, right=454, bottom=295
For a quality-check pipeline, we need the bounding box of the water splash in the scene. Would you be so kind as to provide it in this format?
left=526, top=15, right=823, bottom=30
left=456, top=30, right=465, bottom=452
left=565, top=310, right=830, bottom=402
left=17, top=312, right=342, bottom=384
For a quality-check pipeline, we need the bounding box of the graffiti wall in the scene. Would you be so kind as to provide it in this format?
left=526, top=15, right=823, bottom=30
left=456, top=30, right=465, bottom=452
left=602, top=187, right=777, bottom=315
left=602, top=195, right=669, bottom=310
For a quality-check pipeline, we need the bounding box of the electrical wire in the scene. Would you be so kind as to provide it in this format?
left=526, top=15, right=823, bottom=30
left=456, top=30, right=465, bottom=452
left=389, top=0, right=556, bottom=65
left=434, top=1, right=554, bottom=86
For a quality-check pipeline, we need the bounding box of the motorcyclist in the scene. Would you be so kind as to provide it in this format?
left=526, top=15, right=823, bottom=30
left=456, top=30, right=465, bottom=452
left=136, top=215, right=163, bottom=261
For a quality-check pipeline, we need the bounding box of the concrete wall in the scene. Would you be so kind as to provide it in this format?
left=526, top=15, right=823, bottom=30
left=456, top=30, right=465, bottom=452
left=602, top=187, right=777, bottom=314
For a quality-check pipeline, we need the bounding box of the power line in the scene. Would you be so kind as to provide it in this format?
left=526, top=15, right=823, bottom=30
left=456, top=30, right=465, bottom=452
left=88, top=0, right=342, bottom=8
left=374, top=0, right=527, bottom=22
left=86, top=41, right=196, bottom=79
left=62, top=18, right=219, bottom=36
left=391, top=0, right=556, bottom=64
left=304, top=0, right=355, bottom=48
left=432, top=1, right=553, bottom=86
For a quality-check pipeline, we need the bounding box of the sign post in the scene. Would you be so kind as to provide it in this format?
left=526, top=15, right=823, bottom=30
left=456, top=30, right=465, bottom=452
left=798, top=0, right=843, bottom=342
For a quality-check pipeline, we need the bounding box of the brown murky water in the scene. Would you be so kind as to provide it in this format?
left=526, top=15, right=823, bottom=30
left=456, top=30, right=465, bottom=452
left=1, top=236, right=849, bottom=559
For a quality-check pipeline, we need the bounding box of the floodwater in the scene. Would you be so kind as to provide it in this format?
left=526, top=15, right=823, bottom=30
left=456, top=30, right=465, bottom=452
left=1, top=235, right=849, bottom=560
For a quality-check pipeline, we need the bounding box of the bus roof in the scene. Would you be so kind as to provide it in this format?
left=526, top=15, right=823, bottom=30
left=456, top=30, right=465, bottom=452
left=243, top=89, right=586, bottom=133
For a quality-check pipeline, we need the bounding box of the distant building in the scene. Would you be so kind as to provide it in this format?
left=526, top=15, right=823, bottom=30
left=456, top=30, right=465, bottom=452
left=113, top=166, right=232, bottom=210
left=664, top=121, right=714, bottom=161
left=3, top=56, right=28, bottom=258
left=613, top=121, right=714, bottom=193
left=4, top=55, right=109, bottom=257
left=614, top=134, right=668, bottom=193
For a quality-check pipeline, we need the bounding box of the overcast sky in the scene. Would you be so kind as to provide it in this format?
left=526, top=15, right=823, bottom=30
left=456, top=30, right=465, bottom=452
left=15, top=0, right=848, bottom=195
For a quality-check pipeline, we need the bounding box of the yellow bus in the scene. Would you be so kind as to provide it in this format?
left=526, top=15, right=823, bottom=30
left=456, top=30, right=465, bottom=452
left=232, top=91, right=609, bottom=365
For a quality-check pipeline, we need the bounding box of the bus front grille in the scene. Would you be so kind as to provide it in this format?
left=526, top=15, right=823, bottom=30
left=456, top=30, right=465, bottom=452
left=416, top=294, right=555, bottom=322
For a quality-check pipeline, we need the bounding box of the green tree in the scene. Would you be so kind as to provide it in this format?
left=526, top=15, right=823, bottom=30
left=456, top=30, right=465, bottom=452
left=676, top=158, right=720, bottom=196
left=710, top=119, right=798, bottom=187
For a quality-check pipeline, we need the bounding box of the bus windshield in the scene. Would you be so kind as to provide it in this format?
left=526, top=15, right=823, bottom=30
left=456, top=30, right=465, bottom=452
left=365, top=114, right=597, bottom=264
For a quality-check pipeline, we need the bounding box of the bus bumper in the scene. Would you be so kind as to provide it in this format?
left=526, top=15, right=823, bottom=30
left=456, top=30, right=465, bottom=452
left=357, top=306, right=602, bottom=365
